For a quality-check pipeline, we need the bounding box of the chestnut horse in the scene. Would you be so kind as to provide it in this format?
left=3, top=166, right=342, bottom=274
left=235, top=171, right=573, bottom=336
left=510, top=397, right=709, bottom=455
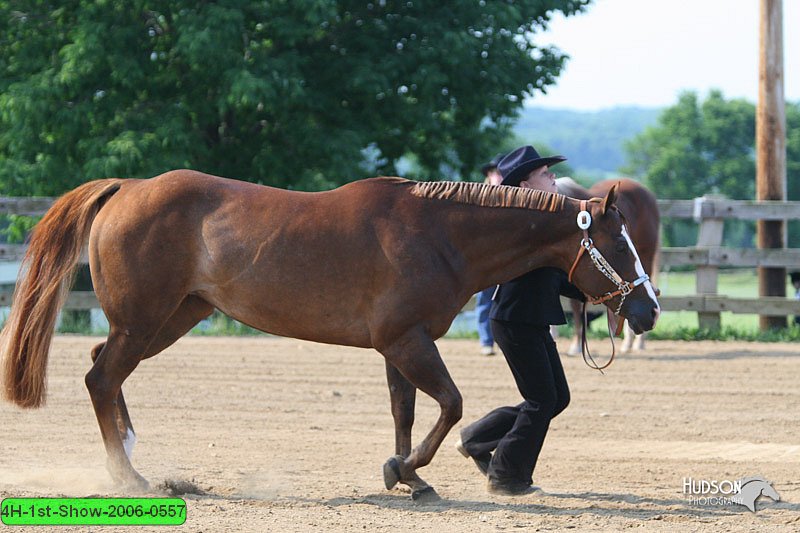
left=2, top=171, right=659, bottom=501
left=557, top=177, right=660, bottom=354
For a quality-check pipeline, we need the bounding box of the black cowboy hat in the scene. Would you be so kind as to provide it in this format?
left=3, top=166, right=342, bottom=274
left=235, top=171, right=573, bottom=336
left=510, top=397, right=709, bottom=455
left=480, top=153, right=506, bottom=176
left=498, top=145, right=566, bottom=186
left=790, top=271, right=800, bottom=284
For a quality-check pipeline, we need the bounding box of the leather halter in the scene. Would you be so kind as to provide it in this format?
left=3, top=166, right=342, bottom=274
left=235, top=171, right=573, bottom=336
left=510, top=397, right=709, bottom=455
left=566, top=200, right=651, bottom=371
left=567, top=200, right=650, bottom=316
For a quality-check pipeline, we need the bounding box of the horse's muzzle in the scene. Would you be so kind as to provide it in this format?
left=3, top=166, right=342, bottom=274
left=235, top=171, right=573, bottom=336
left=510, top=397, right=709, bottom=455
left=625, top=299, right=660, bottom=334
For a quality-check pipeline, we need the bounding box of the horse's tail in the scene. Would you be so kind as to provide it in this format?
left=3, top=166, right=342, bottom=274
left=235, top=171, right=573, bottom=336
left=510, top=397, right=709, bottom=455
left=1, top=179, right=123, bottom=408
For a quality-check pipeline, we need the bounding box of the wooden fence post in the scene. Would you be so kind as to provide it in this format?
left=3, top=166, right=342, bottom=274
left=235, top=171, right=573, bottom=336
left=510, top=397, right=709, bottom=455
left=694, top=196, right=724, bottom=330
left=756, top=0, right=787, bottom=330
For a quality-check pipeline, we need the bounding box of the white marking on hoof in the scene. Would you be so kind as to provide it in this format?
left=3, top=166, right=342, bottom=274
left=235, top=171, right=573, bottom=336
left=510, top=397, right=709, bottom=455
left=122, top=430, right=137, bottom=460
left=567, top=341, right=581, bottom=356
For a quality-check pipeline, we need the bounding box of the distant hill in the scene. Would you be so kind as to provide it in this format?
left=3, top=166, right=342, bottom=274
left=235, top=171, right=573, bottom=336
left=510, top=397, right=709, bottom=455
left=513, top=106, right=662, bottom=181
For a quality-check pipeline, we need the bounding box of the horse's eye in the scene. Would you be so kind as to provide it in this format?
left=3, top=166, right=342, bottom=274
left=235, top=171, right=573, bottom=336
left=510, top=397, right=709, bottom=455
left=615, top=238, right=628, bottom=253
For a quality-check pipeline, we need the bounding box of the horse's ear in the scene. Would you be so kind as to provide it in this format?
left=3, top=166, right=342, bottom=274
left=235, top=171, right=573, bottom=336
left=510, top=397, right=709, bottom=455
left=602, top=182, right=619, bottom=214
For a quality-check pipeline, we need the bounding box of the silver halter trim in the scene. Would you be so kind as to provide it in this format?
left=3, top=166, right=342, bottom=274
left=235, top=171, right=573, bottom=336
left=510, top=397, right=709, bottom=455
left=568, top=202, right=650, bottom=315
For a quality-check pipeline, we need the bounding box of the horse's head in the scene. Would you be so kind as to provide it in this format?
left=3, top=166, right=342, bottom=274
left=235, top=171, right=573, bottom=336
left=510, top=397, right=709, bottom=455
left=566, top=184, right=660, bottom=334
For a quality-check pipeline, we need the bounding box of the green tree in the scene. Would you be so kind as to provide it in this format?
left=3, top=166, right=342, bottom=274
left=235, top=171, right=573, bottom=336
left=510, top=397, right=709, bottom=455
left=0, top=0, right=590, bottom=195
left=623, top=90, right=756, bottom=200
left=622, top=91, right=758, bottom=247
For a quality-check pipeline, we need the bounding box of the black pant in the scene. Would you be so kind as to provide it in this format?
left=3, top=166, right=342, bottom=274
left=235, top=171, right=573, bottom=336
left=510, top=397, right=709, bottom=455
left=460, top=320, right=570, bottom=486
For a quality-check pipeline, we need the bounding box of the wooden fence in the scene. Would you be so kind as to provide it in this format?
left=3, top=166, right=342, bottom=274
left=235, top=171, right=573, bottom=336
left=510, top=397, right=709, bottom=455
left=0, top=196, right=98, bottom=310
left=656, top=196, right=800, bottom=329
left=0, top=194, right=799, bottom=328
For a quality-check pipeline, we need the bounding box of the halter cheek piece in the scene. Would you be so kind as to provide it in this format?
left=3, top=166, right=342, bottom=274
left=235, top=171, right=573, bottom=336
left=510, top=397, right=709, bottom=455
left=567, top=200, right=651, bottom=316
left=566, top=199, right=652, bottom=372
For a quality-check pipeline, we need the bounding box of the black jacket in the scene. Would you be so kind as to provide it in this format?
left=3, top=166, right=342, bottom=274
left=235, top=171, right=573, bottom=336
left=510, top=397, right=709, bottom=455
left=489, top=267, right=585, bottom=326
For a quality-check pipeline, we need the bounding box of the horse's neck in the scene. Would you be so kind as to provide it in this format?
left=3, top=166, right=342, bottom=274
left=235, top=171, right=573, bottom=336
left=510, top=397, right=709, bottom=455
left=454, top=201, right=580, bottom=291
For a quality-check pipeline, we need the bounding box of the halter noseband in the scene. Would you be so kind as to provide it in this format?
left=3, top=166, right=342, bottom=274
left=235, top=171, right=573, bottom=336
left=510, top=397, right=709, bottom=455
left=567, top=200, right=650, bottom=315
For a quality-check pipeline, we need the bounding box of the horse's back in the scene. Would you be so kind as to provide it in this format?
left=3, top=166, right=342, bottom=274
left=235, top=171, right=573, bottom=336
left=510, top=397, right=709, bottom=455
left=589, top=178, right=659, bottom=271
left=96, top=171, right=413, bottom=234
left=555, top=177, right=592, bottom=199
left=588, top=178, right=658, bottom=222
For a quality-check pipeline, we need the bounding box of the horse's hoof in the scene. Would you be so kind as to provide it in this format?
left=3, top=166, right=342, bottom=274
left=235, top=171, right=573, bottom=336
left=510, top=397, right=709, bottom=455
left=412, top=486, right=440, bottom=503
left=109, top=466, right=150, bottom=492
left=121, top=475, right=150, bottom=492
left=382, top=456, right=402, bottom=490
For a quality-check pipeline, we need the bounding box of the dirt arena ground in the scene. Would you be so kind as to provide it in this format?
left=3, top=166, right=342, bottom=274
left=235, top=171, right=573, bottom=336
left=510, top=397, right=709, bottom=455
left=2, top=335, right=799, bottom=532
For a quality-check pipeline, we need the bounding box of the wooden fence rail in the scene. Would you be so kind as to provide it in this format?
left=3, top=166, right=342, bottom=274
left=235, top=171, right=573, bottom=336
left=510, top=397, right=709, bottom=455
left=0, top=289, right=100, bottom=310
left=656, top=196, right=800, bottom=329
left=658, top=198, right=800, bottom=220
left=0, top=195, right=798, bottom=328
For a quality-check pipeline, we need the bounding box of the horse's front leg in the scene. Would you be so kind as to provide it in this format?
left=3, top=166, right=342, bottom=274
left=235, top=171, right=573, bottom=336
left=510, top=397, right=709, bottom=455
left=378, top=329, right=462, bottom=502
left=567, top=299, right=583, bottom=355
left=621, top=322, right=646, bottom=352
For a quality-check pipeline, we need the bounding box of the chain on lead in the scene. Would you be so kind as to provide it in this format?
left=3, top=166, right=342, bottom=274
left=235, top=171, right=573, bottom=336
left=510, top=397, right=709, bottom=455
left=581, top=237, right=630, bottom=314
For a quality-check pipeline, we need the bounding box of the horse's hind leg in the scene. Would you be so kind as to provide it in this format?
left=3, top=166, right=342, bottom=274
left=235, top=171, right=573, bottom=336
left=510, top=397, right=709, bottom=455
left=90, top=342, right=138, bottom=461
left=379, top=329, right=462, bottom=501
left=86, top=332, right=152, bottom=489
left=385, top=361, right=416, bottom=457
left=88, top=296, right=214, bottom=467
left=140, top=296, right=214, bottom=360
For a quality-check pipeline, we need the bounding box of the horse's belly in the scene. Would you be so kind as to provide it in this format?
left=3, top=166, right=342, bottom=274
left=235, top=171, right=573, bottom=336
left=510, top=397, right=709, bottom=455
left=198, top=285, right=374, bottom=348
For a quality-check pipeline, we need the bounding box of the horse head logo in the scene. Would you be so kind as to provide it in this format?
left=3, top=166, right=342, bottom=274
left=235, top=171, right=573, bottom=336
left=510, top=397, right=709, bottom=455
left=730, top=476, right=780, bottom=512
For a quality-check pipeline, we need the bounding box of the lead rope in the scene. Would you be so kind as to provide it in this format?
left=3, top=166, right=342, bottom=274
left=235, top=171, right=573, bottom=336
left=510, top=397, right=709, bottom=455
left=579, top=302, right=618, bottom=373
left=570, top=200, right=621, bottom=372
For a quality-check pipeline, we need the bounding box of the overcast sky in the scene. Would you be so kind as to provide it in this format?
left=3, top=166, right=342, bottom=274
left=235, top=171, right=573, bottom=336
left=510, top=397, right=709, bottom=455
left=527, top=0, right=799, bottom=110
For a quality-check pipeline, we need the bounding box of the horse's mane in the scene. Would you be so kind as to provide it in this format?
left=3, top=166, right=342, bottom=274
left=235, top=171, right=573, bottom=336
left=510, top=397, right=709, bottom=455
left=410, top=180, right=566, bottom=212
